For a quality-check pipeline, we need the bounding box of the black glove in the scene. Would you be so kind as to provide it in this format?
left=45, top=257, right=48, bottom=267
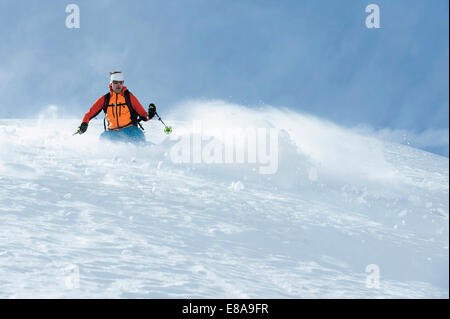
left=77, top=122, right=88, bottom=134
left=148, top=103, right=156, bottom=120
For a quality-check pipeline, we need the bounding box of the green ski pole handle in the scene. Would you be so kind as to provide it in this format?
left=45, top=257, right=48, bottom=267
left=155, top=111, right=172, bottom=134
left=164, top=125, right=172, bottom=134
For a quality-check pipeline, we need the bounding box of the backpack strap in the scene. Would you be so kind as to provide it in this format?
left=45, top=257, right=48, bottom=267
left=102, top=92, right=110, bottom=131
left=102, top=92, right=111, bottom=113
left=124, top=90, right=144, bottom=131
left=124, top=90, right=136, bottom=122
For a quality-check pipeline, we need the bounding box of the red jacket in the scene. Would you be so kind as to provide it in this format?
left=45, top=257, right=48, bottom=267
left=82, top=85, right=148, bottom=130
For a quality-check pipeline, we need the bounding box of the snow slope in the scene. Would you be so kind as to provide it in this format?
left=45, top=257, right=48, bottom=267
left=0, top=101, right=448, bottom=298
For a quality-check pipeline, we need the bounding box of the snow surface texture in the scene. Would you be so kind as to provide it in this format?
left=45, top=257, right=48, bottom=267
left=0, top=101, right=448, bottom=298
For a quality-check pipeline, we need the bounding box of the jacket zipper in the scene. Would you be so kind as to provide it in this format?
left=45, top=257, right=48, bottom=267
left=115, top=94, right=120, bottom=129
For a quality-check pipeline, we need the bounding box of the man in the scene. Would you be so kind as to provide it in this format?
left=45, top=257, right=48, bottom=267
left=76, top=71, right=156, bottom=143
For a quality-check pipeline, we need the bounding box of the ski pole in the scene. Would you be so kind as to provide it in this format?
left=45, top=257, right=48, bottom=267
left=155, top=111, right=172, bottom=134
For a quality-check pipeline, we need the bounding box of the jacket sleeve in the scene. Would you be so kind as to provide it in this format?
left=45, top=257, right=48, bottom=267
left=129, top=94, right=149, bottom=120
left=82, top=95, right=105, bottom=124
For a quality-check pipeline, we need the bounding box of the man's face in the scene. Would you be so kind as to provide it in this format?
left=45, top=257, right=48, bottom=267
left=112, top=80, right=124, bottom=94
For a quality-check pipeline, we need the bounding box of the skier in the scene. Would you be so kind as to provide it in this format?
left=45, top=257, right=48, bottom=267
left=75, top=71, right=156, bottom=143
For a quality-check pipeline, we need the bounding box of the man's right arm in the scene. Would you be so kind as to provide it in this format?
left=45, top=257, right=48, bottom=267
left=82, top=95, right=106, bottom=124
left=76, top=96, right=105, bottom=135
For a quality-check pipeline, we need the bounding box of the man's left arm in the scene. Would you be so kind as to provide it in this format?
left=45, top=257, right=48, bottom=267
left=130, top=94, right=150, bottom=121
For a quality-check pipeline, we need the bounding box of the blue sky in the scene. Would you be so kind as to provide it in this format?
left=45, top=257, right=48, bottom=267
left=0, top=0, right=448, bottom=156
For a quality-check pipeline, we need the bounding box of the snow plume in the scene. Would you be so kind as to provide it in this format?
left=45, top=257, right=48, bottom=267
left=37, top=105, right=59, bottom=122
left=0, top=100, right=447, bottom=192
left=167, top=100, right=402, bottom=187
